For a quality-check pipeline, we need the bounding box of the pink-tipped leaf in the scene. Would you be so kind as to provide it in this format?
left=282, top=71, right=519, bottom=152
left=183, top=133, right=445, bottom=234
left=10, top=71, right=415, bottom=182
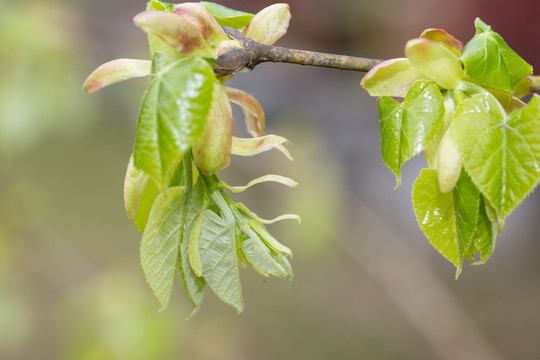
left=133, top=10, right=212, bottom=57
left=83, top=59, right=151, bottom=94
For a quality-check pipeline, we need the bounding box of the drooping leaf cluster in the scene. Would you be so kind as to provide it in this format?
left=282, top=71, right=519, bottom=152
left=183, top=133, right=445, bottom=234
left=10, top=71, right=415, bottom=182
left=84, top=1, right=297, bottom=315
left=362, top=19, right=539, bottom=276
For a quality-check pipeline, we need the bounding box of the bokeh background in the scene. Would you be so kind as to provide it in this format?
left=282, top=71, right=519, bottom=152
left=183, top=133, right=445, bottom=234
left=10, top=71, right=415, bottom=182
left=1, top=0, right=540, bottom=359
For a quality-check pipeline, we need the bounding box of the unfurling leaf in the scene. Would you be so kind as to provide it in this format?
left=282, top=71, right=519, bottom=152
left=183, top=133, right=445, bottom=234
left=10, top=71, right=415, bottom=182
left=140, top=187, right=185, bottom=309
left=361, top=58, right=424, bottom=98
left=192, top=82, right=233, bottom=175
left=452, top=93, right=540, bottom=221
left=199, top=209, right=243, bottom=313
left=124, top=155, right=150, bottom=219
left=134, top=10, right=213, bottom=57
left=412, top=169, right=480, bottom=276
left=243, top=3, right=291, bottom=45
left=83, top=59, right=151, bottom=94
left=239, top=226, right=291, bottom=277
left=200, top=2, right=254, bottom=29
left=226, top=87, right=266, bottom=137
left=180, top=178, right=208, bottom=315
left=134, top=54, right=215, bottom=188
left=468, top=196, right=496, bottom=265
left=231, top=135, right=293, bottom=160
left=378, top=80, right=444, bottom=187
left=247, top=219, right=292, bottom=257
left=460, top=18, right=532, bottom=93
left=405, top=38, right=464, bottom=89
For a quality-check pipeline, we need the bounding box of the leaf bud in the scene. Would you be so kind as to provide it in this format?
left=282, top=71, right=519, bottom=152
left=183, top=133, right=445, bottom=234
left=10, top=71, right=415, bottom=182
left=193, top=82, right=233, bottom=175
left=243, top=3, right=291, bottom=45
left=437, top=130, right=462, bottom=193
left=214, top=40, right=250, bottom=76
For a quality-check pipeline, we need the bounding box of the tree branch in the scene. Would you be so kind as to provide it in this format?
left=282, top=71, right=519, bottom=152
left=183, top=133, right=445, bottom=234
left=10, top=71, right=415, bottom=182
left=214, top=27, right=383, bottom=76
left=215, top=28, right=540, bottom=98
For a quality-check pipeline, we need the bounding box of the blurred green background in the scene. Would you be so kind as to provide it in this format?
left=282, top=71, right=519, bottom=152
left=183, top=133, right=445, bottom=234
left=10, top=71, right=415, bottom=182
left=1, top=0, right=540, bottom=359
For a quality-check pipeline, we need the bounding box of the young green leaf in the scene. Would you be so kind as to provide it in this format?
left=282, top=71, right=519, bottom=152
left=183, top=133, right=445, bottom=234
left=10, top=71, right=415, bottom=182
left=179, top=178, right=208, bottom=316
left=452, top=93, right=540, bottom=220
left=361, top=58, right=425, bottom=98
left=147, top=0, right=175, bottom=13
left=198, top=209, right=243, bottom=313
left=467, top=196, right=497, bottom=265
left=239, top=225, right=290, bottom=277
left=200, top=2, right=254, bottom=29
left=460, top=18, right=533, bottom=93
left=140, top=186, right=185, bottom=309
left=405, top=38, right=464, bottom=89
left=378, top=80, right=444, bottom=187
left=134, top=55, right=216, bottom=188
left=412, top=169, right=480, bottom=276
left=248, top=220, right=292, bottom=257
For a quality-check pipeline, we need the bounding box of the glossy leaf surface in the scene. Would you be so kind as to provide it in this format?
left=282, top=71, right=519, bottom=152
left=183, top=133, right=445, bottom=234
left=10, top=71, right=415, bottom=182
left=134, top=54, right=215, bottom=188
left=200, top=2, right=253, bottom=29
left=460, top=18, right=532, bottom=93
left=452, top=93, right=540, bottom=220
left=412, top=169, right=480, bottom=275
left=378, top=80, right=444, bottom=187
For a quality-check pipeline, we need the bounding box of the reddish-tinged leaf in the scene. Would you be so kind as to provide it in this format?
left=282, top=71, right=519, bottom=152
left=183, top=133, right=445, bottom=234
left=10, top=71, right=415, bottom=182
left=226, top=87, right=265, bottom=137
left=134, top=10, right=212, bottom=57
left=83, top=59, right=151, bottom=94
left=420, top=28, right=463, bottom=56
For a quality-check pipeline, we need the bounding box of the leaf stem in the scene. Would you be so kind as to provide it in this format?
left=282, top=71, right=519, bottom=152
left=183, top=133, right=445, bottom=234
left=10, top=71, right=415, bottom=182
left=214, top=27, right=383, bottom=76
